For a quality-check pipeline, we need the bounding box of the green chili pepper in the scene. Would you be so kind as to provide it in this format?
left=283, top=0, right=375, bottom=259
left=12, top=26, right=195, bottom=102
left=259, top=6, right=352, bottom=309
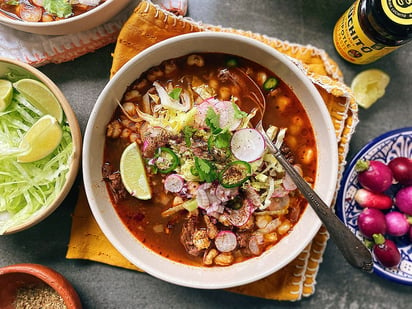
left=226, top=58, right=239, bottom=67
left=219, top=160, right=252, bottom=188
left=263, top=77, right=278, bottom=91
left=154, top=147, right=179, bottom=174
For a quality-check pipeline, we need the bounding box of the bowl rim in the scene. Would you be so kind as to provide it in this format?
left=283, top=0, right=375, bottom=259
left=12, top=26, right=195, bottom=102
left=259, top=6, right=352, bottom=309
left=83, top=32, right=339, bottom=289
left=336, top=126, right=412, bottom=285
left=0, top=57, right=82, bottom=234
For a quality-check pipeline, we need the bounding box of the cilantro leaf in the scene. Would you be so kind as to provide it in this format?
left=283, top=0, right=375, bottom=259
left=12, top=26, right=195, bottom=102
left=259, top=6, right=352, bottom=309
left=214, top=129, right=231, bottom=149
left=232, top=102, right=248, bottom=119
left=183, top=126, right=197, bottom=146
left=168, top=88, right=182, bottom=100
left=205, top=107, right=221, bottom=134
left=194, top=157, right=218, bottom=183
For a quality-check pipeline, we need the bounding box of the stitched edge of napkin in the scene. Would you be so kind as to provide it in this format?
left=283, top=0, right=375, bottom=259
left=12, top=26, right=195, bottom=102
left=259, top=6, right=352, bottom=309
left=0, top=4, right=135, bottom=67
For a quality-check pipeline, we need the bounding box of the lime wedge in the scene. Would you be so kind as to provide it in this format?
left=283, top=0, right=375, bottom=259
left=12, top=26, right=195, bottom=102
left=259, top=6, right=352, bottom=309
left=351, top=69, right=390, bottom=109
left=120, top=142, right=152, bottom=200
left=13, top=78, right=63, bottom=123
left=0, top=79, right=13, bottom=112
left=17, top=115, right=63, bottom=163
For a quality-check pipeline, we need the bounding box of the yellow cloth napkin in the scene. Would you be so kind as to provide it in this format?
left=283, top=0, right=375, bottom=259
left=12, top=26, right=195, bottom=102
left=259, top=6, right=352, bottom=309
left=67, top=0, right=359, bottom=301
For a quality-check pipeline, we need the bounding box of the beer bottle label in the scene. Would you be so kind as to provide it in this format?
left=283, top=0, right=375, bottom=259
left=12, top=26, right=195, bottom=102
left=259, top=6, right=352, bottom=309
left=333, top=0, right=399, bottom=64
left=381, top=0, right=412, bottom=26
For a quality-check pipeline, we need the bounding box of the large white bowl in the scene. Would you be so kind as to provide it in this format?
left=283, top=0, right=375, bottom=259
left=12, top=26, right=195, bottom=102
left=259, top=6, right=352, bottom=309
left=83, top=32, right=339, bottom=289
left=0, top=0, right=133, bottom=35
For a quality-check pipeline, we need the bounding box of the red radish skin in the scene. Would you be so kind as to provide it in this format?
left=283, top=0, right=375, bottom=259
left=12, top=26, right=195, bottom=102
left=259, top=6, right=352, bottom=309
left=357, top=208, right=387, bottom=238
left=355, top=160, right=393, bottom=193
left=388, top=157, right=412, bottom=185
left=394, top=186, right=412, bottom=215
left=372, top=234, right=401, bottom=268
left=385, top=211, right=410, bottom=237
left=354, top=188, right=392, bottom=210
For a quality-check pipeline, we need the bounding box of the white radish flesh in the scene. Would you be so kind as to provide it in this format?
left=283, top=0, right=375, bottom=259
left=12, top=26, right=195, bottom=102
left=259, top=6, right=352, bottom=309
left=231, top=128, right=265, bottom=162
left=164, top=174, right=184, bottom=193
left=215, top=231, right=237, bottom=252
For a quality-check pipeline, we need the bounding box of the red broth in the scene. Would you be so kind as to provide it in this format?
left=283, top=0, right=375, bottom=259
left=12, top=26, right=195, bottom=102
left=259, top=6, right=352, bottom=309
left=103, top=53, right=317, bottom=267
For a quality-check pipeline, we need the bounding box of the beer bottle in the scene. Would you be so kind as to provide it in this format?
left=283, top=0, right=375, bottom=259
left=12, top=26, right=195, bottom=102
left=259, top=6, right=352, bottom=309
left=333, top=0, right=412, bottom=64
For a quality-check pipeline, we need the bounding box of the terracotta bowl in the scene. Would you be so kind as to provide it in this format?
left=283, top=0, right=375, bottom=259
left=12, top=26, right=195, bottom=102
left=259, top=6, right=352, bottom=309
left=0, top=57, right=82, bottom=235
left=0, top=0, right=133, bottom=35
left=0, top=263, right=82, bottom=309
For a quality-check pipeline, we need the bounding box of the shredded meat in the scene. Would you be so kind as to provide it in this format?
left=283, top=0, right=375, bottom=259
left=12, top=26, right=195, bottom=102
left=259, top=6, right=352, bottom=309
left=141, top=126, right=171, bottom=157
left=102, top=162, right=128, bottom=203
left=180, top=216, right=203, bottom=256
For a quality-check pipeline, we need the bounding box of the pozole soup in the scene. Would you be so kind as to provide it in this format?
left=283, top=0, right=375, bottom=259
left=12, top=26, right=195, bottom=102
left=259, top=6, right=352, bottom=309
left=103, top=53, right=317, bottom=267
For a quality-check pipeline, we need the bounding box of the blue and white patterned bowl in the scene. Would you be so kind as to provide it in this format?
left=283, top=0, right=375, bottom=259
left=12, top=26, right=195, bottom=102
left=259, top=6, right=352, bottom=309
left=336, top=127, right=412, bottom=285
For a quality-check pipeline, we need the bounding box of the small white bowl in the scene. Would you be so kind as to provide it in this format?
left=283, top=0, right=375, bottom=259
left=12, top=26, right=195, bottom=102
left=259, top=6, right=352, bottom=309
left=0, top=0, right=132, bottom=35
left=83, top=32, right=338, bottom=289
left=0, top=57, right=82, bottom=234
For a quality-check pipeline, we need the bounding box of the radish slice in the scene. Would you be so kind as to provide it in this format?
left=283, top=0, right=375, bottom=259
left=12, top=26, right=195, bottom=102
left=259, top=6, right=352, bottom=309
left=283, top=165, right=302, bottom=191
left=164, top=174, right=184, bottom=193
left=214, top=100, right=242, bottom=131
left=215, top=231, right=237, bottom=252
left=226, top=200, right=252, bottom=227
left=231, top=128, right=265, bottom=162
left=194, top=99, right=217, bottom=128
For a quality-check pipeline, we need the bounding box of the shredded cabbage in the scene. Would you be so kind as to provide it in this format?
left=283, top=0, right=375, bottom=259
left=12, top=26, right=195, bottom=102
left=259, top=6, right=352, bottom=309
left=137, top=106, right=197, bottom=134
left=0, top=93, right=73, bottom=234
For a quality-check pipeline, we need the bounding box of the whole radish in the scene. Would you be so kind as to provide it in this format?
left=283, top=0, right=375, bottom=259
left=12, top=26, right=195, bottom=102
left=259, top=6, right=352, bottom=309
left=385, top=211, right=410, bottom=237
left=355, top=159, right=393, bottom=193
left=388, top=157, right=412, bottom=185
left=357, top=208, right=386, bottom=238
left=354, top=188, right=392, bottom=210
left=395, top=186, right=412, bottom=215
left=409, top=226, right=412, bottom=242
left=372, top=234, right=401, bottom=268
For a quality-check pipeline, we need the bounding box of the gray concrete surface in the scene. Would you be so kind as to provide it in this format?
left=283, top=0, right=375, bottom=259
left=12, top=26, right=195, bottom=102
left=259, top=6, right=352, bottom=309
left=1, top=1, right=411, bottom=308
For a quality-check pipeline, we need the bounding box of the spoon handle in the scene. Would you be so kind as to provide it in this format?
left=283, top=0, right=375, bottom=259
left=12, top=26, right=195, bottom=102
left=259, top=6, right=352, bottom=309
left=260, top=128, right=374, bottom=272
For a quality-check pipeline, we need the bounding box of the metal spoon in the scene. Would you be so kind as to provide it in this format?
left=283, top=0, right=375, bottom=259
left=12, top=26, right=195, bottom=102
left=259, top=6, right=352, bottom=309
left=256, top=121, right=373, bottom=273
left=0, top=8, right=22, bottom=21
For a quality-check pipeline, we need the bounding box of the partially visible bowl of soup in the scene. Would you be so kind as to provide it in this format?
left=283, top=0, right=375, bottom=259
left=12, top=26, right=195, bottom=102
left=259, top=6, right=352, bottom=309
left=83, top=32, right=338, bottom=289
left=0, top=0, right=133, bottom=35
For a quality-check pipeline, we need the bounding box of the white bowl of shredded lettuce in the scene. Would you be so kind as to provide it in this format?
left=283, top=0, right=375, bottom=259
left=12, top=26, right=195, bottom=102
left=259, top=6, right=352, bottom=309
left=0, top=57, right=81, bottom=234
